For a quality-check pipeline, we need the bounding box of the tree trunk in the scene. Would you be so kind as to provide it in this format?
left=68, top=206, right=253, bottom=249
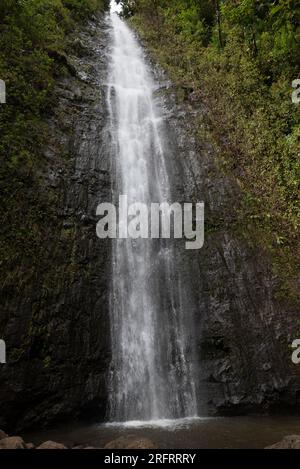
left=214, top=0, right=223, bottom=49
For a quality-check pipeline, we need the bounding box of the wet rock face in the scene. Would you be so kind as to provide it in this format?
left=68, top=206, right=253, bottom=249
left=0, top=14, right=112, bottom=431
left=1, top=13, right=299, bottom=435
left=195, top=237, right=300, bottom=415
left=152, top=66, right=300, bottom=416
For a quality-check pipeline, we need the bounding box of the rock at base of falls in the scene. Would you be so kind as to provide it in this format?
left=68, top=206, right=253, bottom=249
left=0, top=437, right=27, bottom=450
left=36, top=441, right=67, bottom=450
left=266, top=435, right=300, bottom=449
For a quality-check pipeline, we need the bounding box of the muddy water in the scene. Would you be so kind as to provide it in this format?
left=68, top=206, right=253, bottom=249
left=25, top=416, right=300, bottom=449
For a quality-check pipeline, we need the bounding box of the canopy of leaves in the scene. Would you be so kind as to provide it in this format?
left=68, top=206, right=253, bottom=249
left=126, top=0, right=300, bottom=301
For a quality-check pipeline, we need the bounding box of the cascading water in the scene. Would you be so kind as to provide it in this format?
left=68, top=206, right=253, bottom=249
left=107, top=1, right=198, bottom=422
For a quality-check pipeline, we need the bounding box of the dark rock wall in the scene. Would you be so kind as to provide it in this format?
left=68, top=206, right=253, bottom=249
left=155, top=73, right=300, bottom=415
left=1, top=12, right=300, bottom=433
left=0, top=15, right=112, bottom=431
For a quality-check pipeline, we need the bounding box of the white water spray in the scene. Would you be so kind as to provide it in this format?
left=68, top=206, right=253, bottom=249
left=107, top=1, right=198, bottom=422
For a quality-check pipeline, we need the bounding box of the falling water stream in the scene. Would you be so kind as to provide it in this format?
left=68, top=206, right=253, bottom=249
left=107, top=1, right=198, bottom=422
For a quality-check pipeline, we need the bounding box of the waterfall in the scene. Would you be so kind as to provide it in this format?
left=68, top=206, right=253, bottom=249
left=107, top=2, right=198, bottom=422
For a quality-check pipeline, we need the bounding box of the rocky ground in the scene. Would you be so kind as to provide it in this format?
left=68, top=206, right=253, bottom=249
left=1, top=428, right=300, bottom=449
left=0, top=429, right=155, bottom=449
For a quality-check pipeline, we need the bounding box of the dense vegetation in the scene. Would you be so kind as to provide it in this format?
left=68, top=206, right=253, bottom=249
left=119, top=0, right=300, bottom=301
left=0, top=0, right=109, bottom=295
left=1, top=0, right=299, bottom=303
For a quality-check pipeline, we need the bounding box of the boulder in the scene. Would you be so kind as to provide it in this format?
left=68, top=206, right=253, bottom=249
left=104, top=436, right=155, bottom=449
left=36, top=441, right=67, bottom=450
left=0, top=437, right=26, bottom=449
left=266, top=435, right=300, bottom=449
left=26, top=443, right=35, bottom=450
left=0, top=430, right=8, bottom=441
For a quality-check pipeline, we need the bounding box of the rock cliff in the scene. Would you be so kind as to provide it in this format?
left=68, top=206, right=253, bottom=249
left=1, top=11, right=300, bottom=433
left=154, top=70, right=300, bottom=415
left=0, top=14, right=112, bottom=431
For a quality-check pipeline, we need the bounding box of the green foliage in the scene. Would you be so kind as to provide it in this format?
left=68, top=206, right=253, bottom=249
left=63, top=0, right=109, bottom=18
left=129, top=0, right=300, bottom=301
left=0, top=0, right=108, bottom=293
left=167, top=4, right=207, bottom=45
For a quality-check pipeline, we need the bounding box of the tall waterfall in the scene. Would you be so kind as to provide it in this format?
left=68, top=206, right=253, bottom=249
left=107, top=3, right=198, bottom=422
